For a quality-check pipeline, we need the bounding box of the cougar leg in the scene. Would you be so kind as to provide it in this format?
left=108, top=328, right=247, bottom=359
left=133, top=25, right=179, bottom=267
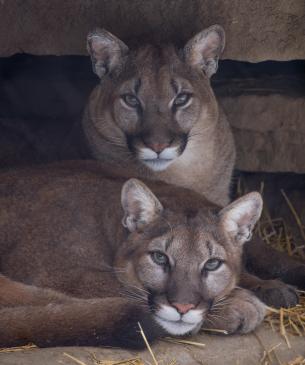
left=244, top=235, right=305, bottom=289
left=239, top=269, right=299, bottom=308
left=0, top=296, right=164, bottom=348
left=0, top=274, right=74, bottom=307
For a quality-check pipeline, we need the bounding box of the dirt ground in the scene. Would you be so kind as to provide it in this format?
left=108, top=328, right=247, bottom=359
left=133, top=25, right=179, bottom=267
left=1, top=325, right=304, bottom=365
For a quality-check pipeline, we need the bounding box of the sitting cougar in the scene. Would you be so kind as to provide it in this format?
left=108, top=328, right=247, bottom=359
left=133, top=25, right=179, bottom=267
left=78, top=25, right=234, bottom=207
left=77, top=26, right=305, bottom=291
left=0, top=161, right=266, bottom=348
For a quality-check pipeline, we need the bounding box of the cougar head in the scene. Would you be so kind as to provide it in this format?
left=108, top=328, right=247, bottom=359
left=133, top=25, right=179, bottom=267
left=86, top=26, right=225, bottom=171
left=114, top=179, right=263, bottom=336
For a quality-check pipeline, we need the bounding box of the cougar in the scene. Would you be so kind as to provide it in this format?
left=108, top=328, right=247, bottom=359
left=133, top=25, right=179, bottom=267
left=0, top=161, right=269, bottom=348
left=78, top=25, right=235, bottom=207
left=77, top=26, right=305, bottom=289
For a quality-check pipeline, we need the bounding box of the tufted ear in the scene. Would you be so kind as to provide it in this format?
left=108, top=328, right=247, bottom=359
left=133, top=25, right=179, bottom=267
left=219, top=192, right=263, bottom=245
left=87, top=28, right=129, bottom=78
left=121, top=179, right=163, bottom=232
left=184, top=25, right=225, bottom=77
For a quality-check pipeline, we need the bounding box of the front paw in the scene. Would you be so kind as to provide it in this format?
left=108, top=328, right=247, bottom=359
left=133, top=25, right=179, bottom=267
left=251, top=279, right=299, bottom=308
left=205, top=288, right=266, bottom=334
left=113, top=306, right=166, bottom=349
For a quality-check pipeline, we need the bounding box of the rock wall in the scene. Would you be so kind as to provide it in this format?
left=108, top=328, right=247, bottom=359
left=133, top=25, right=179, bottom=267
left=221, top=95, right=305, bottom=172
left=0, top=0, right=305, bottom=61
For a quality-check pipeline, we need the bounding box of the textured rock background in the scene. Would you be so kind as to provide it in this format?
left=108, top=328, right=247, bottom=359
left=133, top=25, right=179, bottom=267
left=221, top=95, right=305, bottom=172
left=0, top=0, right=305, bottom=61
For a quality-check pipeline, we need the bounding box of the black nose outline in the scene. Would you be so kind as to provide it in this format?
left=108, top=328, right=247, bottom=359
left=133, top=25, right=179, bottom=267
left=178, top=133, right=189, bottom=155
left=125, top=134, right=136, bottom=154
left=147, top=291, right=158, bottom=312
left=207, top=299, right=214, bottom=310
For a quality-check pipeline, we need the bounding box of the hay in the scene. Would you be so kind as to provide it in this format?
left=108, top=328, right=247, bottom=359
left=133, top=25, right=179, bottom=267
left=265, top=291, right=305, bottom=347
left=64, top=352, right=90, bottom=365
left=255, top=190, right=305, bottom=260
left=0, top=343, right=37, bottom=353
left=65, top=352, right=144, bottom=365
left=238, top=178, right=305, bottom=350
left=163, top=337, right=206, bottom=348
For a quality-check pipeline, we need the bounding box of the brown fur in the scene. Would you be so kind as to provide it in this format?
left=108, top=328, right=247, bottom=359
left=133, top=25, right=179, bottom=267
left=82, top=27, right=235, bottom=207
left=0, top=161, right=267, bottom=348
left=81, top=27, right=305, bottom=289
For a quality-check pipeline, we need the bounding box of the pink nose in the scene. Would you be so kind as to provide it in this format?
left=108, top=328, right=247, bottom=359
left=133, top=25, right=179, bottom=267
left=172, top=303, right=195, bottom=314
left=146, top=142, right=169, bottom=153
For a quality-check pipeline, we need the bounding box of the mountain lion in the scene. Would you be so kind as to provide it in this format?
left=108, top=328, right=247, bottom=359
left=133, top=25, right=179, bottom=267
left=79, top=25, right=234, bottom=207
left=77, top=25, right=305, bottom=290
left=0, top=161, right=268, bottom=348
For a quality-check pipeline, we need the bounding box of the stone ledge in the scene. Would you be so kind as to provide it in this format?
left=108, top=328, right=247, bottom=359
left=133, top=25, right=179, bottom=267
left=0, top=0, right=304, bottom=61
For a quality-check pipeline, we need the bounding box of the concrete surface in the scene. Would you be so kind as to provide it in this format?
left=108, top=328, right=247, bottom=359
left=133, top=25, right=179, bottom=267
left=0, top=325, right=304, bottom=365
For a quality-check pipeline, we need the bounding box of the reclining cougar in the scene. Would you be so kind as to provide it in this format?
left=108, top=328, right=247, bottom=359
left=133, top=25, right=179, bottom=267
left=0, top=161, right=267, bottom=348
left=72, top=25, right=305, bottom=292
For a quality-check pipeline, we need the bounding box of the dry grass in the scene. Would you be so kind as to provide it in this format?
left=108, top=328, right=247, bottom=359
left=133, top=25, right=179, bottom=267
left=238, top=178, right=305, bottom=353
left=0, top=343, right=37, bottom=353
left=237, top=179, right=305, bottom=260
left=265, top=291, right=305, bottom=348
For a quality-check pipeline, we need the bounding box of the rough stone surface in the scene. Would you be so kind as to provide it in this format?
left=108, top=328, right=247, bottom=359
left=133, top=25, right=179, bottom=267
left=0, top=326, right=304, bottom=365
left=0, top=0, right=305, bottom=61
left=220, top=94, right=305, bottom=172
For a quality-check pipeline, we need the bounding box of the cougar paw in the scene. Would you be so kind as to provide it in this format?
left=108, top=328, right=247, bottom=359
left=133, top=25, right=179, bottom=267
left=252, top=279, right=299, bottom=308
left=113, top=306, right=165, bottom=349
left=206, top=289, right=266, bottom=335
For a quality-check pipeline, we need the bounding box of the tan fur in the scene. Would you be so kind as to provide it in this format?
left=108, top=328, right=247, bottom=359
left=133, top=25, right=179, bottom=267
left=0, top=161, right=266, bottom=348
left=82, top=27, right=235, bottom=206
left=82, top=27, right=305, bottom=291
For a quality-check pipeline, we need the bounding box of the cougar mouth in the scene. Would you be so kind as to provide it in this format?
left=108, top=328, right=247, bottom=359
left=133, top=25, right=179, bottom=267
left=142, top=158, right=174, bottom=171
left=137, top=145, right=182, bottom=171
left=153, top=304, right=204, bottom=336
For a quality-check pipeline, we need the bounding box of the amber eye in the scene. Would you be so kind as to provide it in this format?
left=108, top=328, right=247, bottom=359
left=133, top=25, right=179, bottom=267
left=121, top=94, right=140, bottom=108
left=203, top=259, right=223, bottom=271
left=173, top=93, right=192, bottom=107
left=151, top=251, right=169, bottom=266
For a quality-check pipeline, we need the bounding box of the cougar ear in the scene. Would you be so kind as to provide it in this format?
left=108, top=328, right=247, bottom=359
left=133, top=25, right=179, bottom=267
left=87, top=28, right=129, bottom=78
left=184, top=25, right=225, bottom=77
left=219, top=192, right=263, bottom=245
left=121, top=179, right=163, bottom=232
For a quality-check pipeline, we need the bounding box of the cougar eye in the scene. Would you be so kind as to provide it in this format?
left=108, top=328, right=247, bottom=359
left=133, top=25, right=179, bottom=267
left=121, top=94, right=140, bottom=108
left=150, top=251, right=169, bottom=266
left=203, top=258, right=223, bottom=271
left=173, top=93, right=192, bottom=107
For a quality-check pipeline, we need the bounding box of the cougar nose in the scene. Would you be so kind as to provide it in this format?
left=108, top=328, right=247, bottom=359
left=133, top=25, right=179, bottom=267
left=172, top=303, right=195, bottom=314
left=145, top=142, right=169, bottom=153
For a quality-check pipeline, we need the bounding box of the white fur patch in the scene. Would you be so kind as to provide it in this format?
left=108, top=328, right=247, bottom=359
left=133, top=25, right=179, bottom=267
left=142, top=159, right=174, bottom=171
left=154, top=304, right=203, bottom=335
left=138, top=147, right=158, bottom=160
left=138, top=147, right=179, bottom=171
left=182, top=309, right=204, bottom=324
left=157, top=305, right=181, bottom=322
left=159, top=146, right=179, bottom=160
left=154, top=317, right=199, bottom=335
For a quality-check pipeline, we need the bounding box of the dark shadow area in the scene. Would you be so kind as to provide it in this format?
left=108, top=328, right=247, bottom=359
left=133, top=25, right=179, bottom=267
left=1, top=55, right=305, bottom=119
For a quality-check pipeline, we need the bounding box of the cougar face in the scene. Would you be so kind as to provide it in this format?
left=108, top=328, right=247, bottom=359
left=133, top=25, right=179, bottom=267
left=113, top=47, right=208, bottom=172
left=115, top=179, right=263, bottom=336
left=86, top=26, right=224, bottom=172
